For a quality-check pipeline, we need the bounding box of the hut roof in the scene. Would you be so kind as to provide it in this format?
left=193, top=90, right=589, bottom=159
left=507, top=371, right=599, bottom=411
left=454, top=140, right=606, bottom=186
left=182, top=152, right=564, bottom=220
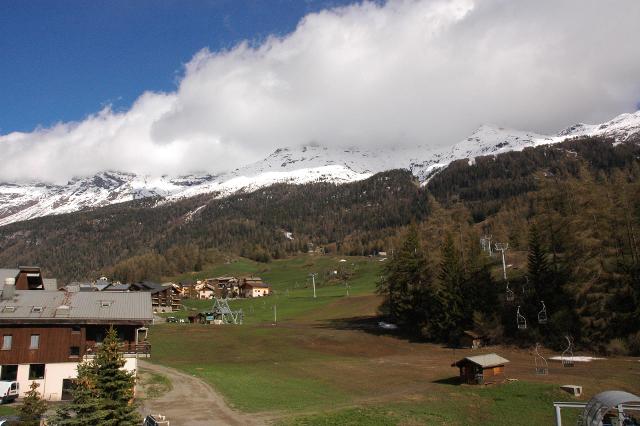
left=452, top=353, right=509, bottom=368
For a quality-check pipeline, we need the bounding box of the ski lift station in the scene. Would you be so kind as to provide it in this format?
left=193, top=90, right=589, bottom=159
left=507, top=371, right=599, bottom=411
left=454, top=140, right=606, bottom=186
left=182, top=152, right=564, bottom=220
left=553, top=390, right=640, bottom=426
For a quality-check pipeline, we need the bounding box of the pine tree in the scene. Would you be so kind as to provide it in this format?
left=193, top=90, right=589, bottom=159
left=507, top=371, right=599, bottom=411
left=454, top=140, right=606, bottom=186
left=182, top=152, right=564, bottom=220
left=527, top=223, right=552, bottom=299
left=428, top=233, right=466, bottom=341
left=51, top=327, right=140, bottom=426
left=377, top=225, right=432, bottom=330
left=18, top=381, right=48, bottom=426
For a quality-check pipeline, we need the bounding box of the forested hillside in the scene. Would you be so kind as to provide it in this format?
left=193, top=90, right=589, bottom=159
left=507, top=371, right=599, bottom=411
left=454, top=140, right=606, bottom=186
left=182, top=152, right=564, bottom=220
left=380, top=135, right=640, bottom=354
left=0, top=169, right=428, bottom=282
left=1, top=135, right=639, bottom=352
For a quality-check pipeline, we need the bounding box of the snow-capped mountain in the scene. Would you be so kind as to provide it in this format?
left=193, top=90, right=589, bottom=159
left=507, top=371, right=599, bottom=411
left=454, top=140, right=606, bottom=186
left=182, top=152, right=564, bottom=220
left=1, top=111, right=639, bottom=227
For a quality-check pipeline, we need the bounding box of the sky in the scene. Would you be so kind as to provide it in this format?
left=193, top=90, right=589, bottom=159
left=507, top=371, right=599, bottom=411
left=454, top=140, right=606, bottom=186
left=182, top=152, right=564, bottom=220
left=1, top=0, right=640, bottom=184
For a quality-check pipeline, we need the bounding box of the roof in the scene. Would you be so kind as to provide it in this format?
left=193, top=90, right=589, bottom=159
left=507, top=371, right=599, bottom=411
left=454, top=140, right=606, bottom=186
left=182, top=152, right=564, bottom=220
left=104, top=284, right=131, bottom=291
left=583, top=391, right=640, bottom=426
left=0, top=269, right=19, bottom=291
left=42, top=278, right=59, bottom=291
left=463, top=330, right=483, bottom=339
left=453, top=353, right=509, bottom=368
left=243, top=282, right=270, bottom=288
left=0, top=290, right=153, bottom=324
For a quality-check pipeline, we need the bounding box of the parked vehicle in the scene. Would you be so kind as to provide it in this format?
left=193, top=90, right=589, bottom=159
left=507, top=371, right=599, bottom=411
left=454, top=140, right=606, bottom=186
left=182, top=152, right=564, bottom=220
left=0, top=381, right=19, bottom=403
left=166, top=317, right=178, bottom=323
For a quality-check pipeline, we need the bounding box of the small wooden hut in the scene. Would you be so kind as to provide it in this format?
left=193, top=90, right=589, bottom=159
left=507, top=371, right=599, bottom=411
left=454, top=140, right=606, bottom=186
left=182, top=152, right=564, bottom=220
left=452, top=353, right=509, bottom=385
left=460, top=330, right=484, bottom=349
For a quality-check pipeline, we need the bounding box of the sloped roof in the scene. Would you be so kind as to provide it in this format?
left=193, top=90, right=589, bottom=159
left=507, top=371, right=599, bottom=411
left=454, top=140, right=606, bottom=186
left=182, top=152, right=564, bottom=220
left=453, top=353, right=509, bottom=368
left=0, top=290, right=152, bottom=324
left=43, top=278, right=59, bottom=291
left=0, top=269, right=19, bottom=291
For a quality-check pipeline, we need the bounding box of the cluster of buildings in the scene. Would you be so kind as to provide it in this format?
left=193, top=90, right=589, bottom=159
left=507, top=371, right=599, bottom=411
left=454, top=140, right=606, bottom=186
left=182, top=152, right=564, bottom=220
left=177, top=276, right=271, bottom=300
left=0, top=266, right=152, bottom=401
left=0, top=266, right=273, bottom=400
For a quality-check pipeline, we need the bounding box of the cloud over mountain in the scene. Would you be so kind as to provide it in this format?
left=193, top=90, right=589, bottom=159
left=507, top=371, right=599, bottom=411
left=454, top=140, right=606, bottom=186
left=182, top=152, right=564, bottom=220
left=2, top=0, right=640, bottom=183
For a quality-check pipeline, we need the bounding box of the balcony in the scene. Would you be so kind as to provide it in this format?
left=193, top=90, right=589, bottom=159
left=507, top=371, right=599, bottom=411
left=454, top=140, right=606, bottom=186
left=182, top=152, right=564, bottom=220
left=85, top=342, right=151, bottom=358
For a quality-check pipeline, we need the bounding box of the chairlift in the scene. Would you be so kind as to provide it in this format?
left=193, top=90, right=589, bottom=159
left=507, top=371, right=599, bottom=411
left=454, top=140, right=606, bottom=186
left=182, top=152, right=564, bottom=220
left=561, top=335, right=574, bottom=367
left=516, top=305, right=527, bottom=330
left=538, top=300, right=548, bottom=324
left=534, top=343, right=549, bottom=375
left=506, top=281, right=515, bottom=302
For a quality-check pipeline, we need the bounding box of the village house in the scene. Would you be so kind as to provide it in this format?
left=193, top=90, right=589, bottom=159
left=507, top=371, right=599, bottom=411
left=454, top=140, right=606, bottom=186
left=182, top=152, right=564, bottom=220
left=127, top=282, right=182, bottom=313
left=452, top=353, right=509, bottom=385
left=197, top=283, right=216, bottom=300
left=240, top=277, right=271, bottom=298
left=0, top=276, right=153, bottom=401
left=206, top=276, right=241, bottom=298
left=177, top=281, right=198, bottom=299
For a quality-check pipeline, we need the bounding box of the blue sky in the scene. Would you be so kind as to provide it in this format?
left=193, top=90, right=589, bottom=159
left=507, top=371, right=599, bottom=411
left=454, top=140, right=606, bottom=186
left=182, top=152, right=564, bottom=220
left=1, top=0, right=639, bottom=183
left=0, top=0, right=357, bottom=133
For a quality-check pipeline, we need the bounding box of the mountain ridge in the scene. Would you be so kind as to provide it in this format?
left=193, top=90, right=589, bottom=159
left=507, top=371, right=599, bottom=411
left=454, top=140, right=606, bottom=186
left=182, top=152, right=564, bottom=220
left=1, top=110, right=639, bottom=227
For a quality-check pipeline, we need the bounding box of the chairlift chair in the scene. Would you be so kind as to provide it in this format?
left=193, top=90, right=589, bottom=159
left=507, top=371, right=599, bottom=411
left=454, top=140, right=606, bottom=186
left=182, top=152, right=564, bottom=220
left=561, top=335, right=574, bottom=367
left=534, top=343, right=549, bottom=375
left=516, top=305, right=527, bottom=330
left=538, top=300, right=548, bottom=324
left=506, top=281, right=515, bottom=302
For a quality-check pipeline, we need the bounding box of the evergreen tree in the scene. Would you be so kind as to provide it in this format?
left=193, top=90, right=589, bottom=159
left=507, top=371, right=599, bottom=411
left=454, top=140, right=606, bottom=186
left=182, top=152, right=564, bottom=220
left=18, top=381, right=48, bottom=426
left=428, top=233, right=466, bottom=341
left=51, top=327, right=140, bottom=426
left=527, top=223, right=552, bottom=300
left=377, top=225, right=432, bottom=330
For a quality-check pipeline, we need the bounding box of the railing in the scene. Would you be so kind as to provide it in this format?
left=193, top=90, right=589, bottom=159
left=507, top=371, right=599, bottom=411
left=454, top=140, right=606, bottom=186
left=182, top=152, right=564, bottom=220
left=85, top=342, right=151, bottom=357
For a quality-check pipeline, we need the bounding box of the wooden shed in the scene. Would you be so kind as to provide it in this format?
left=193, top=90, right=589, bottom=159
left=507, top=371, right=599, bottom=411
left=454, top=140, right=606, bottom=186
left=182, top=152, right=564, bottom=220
left=460, top=330, right=484, bottom=349
left=452, top=353, right=509, bottom=385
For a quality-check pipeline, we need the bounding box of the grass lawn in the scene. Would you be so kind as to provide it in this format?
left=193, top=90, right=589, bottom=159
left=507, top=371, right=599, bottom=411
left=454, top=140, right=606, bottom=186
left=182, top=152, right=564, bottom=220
left=148, top=255, right=640, bottom=424
left=0, top=404, right=17, bottom=417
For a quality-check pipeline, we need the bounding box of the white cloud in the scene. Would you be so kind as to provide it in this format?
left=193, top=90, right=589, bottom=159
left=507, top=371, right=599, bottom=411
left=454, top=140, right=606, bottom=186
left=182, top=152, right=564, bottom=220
left=2, top=0, right=640, bottom=183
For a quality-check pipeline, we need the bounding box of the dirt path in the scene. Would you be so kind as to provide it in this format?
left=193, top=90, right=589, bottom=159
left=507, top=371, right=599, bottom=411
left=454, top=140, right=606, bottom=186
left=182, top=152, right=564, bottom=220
left=138, top=360, right=267, bottom=426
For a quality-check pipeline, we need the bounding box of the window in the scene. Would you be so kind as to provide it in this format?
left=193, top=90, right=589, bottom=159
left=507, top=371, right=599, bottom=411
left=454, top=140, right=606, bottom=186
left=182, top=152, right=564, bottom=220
left=29, top=334, right=39, bottom=349
left=100, top=301, right=113, bottom=308
left=31, top=306, right=43, bottom=313
left=2, top=306, right=15, bottom=313
left=69, top=346, right=80, bottom=357
left=71, top=325, right=81, bottom=334
left=28, top=364, right=45, bottom=380
left=1, top=335, right=11, bottom=350
left=0, top=365, right=17, bottom=381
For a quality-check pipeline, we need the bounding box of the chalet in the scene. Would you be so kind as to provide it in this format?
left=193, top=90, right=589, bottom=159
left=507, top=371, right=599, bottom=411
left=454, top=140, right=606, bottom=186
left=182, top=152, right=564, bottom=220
left=177, top=281, right=198, bottom=299
left=206, top=276, right=241, bottom=298
left=128, top=282, right=181, bottom=313
left=0, top=278, right=152, bottom=401
left=197, top=284, right=216, bottom=300
left=240, top=277, right=270, bottom=298
left=452, top=353, right=509, bottom=385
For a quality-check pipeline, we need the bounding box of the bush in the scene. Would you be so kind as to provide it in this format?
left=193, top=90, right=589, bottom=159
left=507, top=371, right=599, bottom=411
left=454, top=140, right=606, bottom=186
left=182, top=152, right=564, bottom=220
left=605, top=338, right=629, bottom=356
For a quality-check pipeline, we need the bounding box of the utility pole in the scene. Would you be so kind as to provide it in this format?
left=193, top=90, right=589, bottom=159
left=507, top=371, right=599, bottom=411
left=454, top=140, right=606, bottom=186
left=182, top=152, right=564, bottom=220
left=494, top=242, right=509, bottom=281
left=310, top=273, right=317, bottom=298
left=274, top=304, right=277, bottom=324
